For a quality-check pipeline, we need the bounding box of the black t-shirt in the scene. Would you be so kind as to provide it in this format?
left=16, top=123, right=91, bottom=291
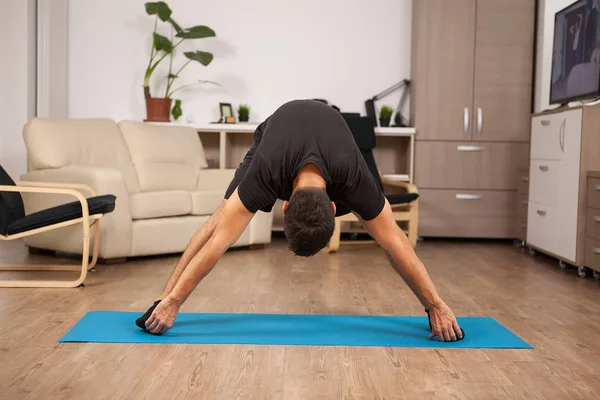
left=224, top=99, right=385, bottom=221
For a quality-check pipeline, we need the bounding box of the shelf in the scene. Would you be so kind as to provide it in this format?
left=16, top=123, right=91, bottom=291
left=157, top=122, right=416, bottom=136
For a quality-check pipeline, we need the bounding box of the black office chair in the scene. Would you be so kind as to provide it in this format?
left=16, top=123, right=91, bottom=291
left=324, top=116, right=420, bottom=252
left=0, top=165, right=116, bottom=287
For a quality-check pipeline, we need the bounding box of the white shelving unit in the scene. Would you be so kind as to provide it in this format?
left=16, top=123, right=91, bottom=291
left=171, top=122, right=417, bottom=184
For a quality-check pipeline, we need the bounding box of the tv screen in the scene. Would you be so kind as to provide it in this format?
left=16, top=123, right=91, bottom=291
left=550, top=0, right=600, bottom=105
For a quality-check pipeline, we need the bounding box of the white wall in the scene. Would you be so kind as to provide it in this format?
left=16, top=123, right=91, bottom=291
left=535, top=0, right=578, bottom=112
left=0, top=0, right=36, bottom=179
left=68, top=0, right=412, bottom=123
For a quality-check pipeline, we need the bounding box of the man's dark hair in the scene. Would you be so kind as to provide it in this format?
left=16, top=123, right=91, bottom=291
left=283, top=188, right=335, bottom=257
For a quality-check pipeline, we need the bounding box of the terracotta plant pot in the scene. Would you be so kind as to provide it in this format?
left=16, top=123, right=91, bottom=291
left=144, top=97, right=172, bottom=122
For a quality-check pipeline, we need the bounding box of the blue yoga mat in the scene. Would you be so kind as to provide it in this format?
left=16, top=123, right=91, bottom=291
left=59, top=311, right=532, bottom=349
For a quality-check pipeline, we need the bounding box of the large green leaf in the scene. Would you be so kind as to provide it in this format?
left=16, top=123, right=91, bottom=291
left=153, top=33, right=173, bottom=53
left=184, top=51, right=214, bottom=66
left=168, top=18, right=183, bottom=34
left=145, top=2, right=172, bottom=21
left=176, top=25, right=216, bottom=39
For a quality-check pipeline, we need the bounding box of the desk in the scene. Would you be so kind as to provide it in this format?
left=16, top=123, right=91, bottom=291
left=182, top=123, right=417, bottom=184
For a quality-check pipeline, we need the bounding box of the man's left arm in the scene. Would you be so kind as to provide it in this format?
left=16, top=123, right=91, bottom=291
left=360, top=199, right=463, bottom=342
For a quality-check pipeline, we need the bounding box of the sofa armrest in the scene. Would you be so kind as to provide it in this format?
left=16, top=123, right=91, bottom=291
left=196, top=169, right=236, bottom=192
left=19, top=165, right=133, bottom=258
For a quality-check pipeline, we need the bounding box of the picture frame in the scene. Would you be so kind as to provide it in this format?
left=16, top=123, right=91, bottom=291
left=219, top=103, right=235, bottom=123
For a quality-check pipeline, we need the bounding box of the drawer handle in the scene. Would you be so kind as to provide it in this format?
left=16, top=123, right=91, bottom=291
left=594, top=248, right=600, bottom=254
left=457, top=145, right=485, bottom=152
left=594, top=216, right=600, bottom=223
left=521, top=176, right=529, bottom=182
left=539, top=165, right=549, bottom=172
left=537, top=209, right=547, bottom=216
left=521, top=200, right=528, bottom=205
left=541, top=120, right=551, bottom=126
left=520, top=223, right=527, bottom=228
left=595, top=185, right=600, bottom=191
left=456, top=194, right=482, bottom=200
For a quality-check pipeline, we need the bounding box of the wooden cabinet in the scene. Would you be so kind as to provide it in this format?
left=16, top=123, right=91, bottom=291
left=412, top=0, right=535, bottom=238
left=585, top=172, right=600, bottom=278
left=527, top=106, right=600, bottom=267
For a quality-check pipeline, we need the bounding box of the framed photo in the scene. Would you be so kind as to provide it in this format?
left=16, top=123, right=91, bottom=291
left=219, top=103, right=235, bottom=123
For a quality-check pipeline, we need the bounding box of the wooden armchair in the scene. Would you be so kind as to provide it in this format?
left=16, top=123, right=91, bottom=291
left=324, top=116, right=419, bottom=252
left=0, top=165, right=116, bottom=288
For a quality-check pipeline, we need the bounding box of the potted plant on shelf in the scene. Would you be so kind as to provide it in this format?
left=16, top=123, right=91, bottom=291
left=379, top=105, right=393, bottom=127
left=143, top=2, right=217, bottom=122
left=237, top=104, right=251, bottom=122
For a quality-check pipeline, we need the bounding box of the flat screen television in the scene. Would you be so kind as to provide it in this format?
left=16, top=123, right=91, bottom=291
left=550, top=0, right=600, bottom=105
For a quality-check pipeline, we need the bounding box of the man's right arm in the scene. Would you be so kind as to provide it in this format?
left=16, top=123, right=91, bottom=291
left=168, top=188, right=255, bottom=304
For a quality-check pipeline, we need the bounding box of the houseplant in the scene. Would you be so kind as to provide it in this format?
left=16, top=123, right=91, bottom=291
left=237, top=104, right=251, bottom=122
left=143, top=2, right=216, bottom=122
left=379, top=105, right=393, bottom=127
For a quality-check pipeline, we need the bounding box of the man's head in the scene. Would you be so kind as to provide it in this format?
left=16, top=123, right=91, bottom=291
left=282, top=188, right=336, bottom=257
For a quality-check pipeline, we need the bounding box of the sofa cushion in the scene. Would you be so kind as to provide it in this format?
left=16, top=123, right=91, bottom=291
left=23, top=118, right=141, bottom=193
left=130, top=191, right=191, bottom=220
left=191, top=190, right=223, bottom=215
left=118, top=120, right=208, bottom=192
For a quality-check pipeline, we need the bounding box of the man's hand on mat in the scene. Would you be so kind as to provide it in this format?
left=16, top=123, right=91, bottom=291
left=145, top=296, right=180, bottom=335
left=428, top=302, right=463, bottom=342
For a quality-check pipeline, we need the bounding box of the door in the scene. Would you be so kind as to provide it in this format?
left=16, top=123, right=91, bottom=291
left=557, top=109, right=583, bottom=262
left=472, top=0, right=535, bottom=142
left=412, top=0, right=476, bottom=141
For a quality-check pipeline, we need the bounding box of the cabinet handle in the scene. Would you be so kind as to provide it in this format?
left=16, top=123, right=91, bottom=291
left=594, top=248, right=600, bottom=254
left=477, top=108, right=483, bottom=136
left=541, top=120, right=551, bottom=126
left=521, top=200, right=528, bottom=205
left=595, top=185, right=600, bottom=191
left=520, top=223, right=527, bottom=228
left=539, top=165, right=549, bottom=172
left=537, top=209, right=547, bottom=216
left=559, top=118, right=566, bottom=153
left=463, top=108, right=469, bottom=137
left=593, top=216, right=600, bottom=223
left=521, top=176, right=529, bottom=182
left=457, top=145, right=485, bottom=152
left=456, top=194, right=482, bottom=200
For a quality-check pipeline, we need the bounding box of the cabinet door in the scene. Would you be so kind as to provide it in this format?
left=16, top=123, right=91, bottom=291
left=472, top=0, right=535, bottom=142
left=412, top=0, right=476, bottom=141
left=557, top=109, right=583, bottom=262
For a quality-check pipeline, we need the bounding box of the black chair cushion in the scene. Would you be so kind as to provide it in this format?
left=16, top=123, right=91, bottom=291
left=385, top=193, right=419, bottom=205
left=2, top=194, right=116, bottom=236
left=0, top=165, right=26, bottom=234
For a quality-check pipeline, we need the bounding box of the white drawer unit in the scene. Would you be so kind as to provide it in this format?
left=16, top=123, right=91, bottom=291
left=526, top=105, right=600, bottom=267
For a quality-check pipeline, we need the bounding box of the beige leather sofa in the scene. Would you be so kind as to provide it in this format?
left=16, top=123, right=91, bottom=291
left=18, top=118, right=273, bottom=260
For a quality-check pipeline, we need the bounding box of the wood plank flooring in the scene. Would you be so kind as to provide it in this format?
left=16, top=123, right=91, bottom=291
left=1, top=238, right=599, bottom=399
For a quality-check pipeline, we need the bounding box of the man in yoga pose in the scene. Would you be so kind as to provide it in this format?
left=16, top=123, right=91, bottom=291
left=137, top=99, right=464, bottom=342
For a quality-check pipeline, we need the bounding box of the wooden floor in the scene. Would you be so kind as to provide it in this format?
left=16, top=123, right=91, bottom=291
left=1, top=238, right=600, bottom=400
